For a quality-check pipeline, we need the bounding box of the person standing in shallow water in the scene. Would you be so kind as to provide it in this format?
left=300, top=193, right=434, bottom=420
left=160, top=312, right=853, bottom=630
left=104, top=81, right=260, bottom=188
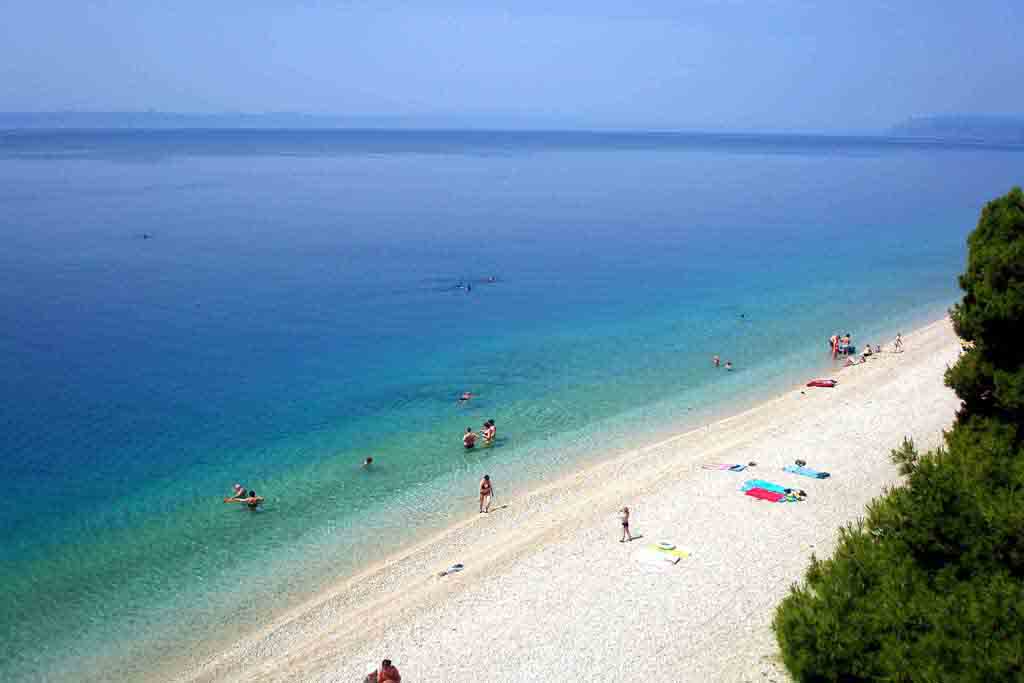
left=479, top=474, right=493, bottom=513
left=463, top=427, right=476, bottom=449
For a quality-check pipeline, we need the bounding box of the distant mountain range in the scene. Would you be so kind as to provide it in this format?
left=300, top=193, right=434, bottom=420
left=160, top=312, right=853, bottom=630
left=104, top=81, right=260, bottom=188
left=891, top=115, right=1024, bottom=142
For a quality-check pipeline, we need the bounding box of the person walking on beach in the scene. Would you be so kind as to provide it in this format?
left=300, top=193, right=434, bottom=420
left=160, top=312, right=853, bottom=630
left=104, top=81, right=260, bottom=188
left=479, top=474, right=493, bottom=513
left=463, top=427, right=477, bottom=449
left=619, top=506, right=634, bottom=542
left=894, top=333, right=903, bottom=353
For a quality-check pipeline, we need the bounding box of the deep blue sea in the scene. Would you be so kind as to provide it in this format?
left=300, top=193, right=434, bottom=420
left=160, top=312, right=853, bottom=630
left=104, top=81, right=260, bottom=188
left=0, top=129, right=1020, bottom=680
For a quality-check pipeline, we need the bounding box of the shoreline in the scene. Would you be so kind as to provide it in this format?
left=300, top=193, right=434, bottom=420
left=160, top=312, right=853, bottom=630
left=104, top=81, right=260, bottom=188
left=173, top=315, right=962, bottom=682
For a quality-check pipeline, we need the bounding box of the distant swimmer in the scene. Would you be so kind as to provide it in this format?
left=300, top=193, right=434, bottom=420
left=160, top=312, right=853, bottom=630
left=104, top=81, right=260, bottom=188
left=487, top=275, right=497, bottom=283
left=725, top=361, right=733, bottom=371
left=463, top=427, right=477, bottom=450
left=458, top=391, right=474, bottom=404
left=712, top=355, right=721, bottom=368
left=224, top=489, right=264, bottom=509
left=230, top=483, right=246, bottom=499
left=362, top=457, right=374, bottom=468
left=479, top=474, right=493, bottom=513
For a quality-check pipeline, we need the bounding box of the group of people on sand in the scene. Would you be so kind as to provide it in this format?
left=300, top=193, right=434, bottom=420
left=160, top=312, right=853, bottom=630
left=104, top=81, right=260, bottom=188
left=711, top=355, right=734, bottom=371
left=463, top=420, right=496, bottom=449
left=832, top=332, right=904, bottom=366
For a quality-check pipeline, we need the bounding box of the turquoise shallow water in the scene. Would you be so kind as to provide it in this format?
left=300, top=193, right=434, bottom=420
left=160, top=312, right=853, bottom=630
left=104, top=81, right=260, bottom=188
left=0, top=130, right=1020, bottom=680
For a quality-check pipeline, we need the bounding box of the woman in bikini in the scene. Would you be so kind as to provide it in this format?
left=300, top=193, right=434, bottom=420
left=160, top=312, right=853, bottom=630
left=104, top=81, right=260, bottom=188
left=479, top=475, right=493, bottom=513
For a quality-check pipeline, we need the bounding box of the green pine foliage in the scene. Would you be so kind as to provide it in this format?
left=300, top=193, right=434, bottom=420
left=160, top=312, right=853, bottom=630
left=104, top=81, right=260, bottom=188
left=773, top=188, right=1024, bottom=682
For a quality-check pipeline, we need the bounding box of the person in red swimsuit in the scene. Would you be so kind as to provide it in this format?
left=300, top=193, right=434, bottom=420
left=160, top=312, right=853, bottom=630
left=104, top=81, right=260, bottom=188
left=365, top=659, right=401, bottom=683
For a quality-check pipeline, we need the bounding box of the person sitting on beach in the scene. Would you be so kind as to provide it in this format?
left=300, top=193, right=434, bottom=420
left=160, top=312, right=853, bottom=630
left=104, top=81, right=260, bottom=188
left=712, top=354, right=721, bottom=368
left=365, top=659, right=401, bottom=683
left=862, top=344, right=873, bottom=359
left=619, top=506, right=634, bottom=542
left=463, top=427, right=477, bottom=449
left=479, top=474, right=493, bottom=513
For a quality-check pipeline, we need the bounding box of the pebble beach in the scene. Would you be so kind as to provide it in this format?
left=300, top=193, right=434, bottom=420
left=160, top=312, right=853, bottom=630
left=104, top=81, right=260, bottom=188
left=175, top=317, right=962, bottom=683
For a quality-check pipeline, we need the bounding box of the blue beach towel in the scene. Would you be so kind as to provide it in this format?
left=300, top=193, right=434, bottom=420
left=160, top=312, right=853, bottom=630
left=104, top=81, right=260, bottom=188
left=784, top=465, right=831, bottom=479
left=741, top=479, right=788, bottom=494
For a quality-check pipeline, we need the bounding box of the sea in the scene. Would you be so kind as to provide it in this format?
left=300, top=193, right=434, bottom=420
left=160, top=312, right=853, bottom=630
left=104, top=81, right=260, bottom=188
left=0, top=129, right=1020, bottom=681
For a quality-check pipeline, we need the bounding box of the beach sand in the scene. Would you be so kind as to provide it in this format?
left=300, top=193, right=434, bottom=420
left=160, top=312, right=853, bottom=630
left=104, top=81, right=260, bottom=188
left=176, top=317, right=962, bottom=683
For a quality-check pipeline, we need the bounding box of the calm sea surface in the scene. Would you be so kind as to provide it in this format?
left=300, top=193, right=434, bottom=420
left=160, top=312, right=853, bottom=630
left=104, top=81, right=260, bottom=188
left=0, top=129, right=1020, bottom=680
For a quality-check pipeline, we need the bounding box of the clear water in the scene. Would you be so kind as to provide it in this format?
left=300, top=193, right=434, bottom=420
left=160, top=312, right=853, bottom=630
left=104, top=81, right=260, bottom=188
left=0, top=129, right=1019, bottom=680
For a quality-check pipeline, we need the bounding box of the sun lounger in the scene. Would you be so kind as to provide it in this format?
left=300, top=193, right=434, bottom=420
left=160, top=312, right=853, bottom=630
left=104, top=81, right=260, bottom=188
left=784, top=464, right=831, bottom=479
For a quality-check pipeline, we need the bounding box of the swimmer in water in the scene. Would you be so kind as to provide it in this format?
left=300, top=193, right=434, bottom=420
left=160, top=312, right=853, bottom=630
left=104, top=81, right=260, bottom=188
left=712, top=355, right=720, bottom=368
left=725, top=361, right=733, bottom=371
left=244, top=490, right=262, bottom=509
left=224, top=489, right=264, bottom=508
left=458, top=391, right=474, bottom=404
left=362, top=457, right=374, bottom=468
left=463, top=427, right=477, bottom=449
left=230, top=483, right=246, bottom=500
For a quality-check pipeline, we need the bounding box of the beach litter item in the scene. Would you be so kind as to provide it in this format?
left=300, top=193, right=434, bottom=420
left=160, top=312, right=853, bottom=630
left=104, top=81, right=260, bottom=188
left=795, top=459, right=807, bottom=467
left=702, top=463, right=747, bottom=472
left=657, top=541, right=675, bottom=550
left=741, top=479, right=788, bottom=494
left=438, top=563, right=464, bottom=577
left=806, top=379, right=838, bottom=388
left=784, top=464, right=831, bottom=479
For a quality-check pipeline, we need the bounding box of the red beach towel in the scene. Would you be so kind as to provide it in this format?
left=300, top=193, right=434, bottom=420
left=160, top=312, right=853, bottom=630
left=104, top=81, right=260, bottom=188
left=806, top=379, right=837, bottom=388
left=745, top=487, right=785, bottom=502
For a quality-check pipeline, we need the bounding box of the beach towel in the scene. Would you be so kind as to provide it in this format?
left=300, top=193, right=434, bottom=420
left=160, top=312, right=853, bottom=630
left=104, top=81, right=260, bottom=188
left=806, top=379, right=837, bottom=388
left=635, top=547, right=681, bottom=569
left=784, top=464, right=831, bottom=479
left=650, top=544, right=690, bottom=559
left=745, top=487, right=785, bottom=502
left=741, top=479, right=788, bottom=494
left=702, top=463, right=747, bottom=472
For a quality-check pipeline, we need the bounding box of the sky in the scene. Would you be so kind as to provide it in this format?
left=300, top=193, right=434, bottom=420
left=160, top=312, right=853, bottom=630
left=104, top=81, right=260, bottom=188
left=1, top=0, right=1022, bottom=131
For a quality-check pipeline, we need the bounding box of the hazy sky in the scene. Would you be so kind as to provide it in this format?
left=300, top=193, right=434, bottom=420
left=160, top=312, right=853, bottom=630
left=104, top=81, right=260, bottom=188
left=2, top=1, right=1022, bottom=130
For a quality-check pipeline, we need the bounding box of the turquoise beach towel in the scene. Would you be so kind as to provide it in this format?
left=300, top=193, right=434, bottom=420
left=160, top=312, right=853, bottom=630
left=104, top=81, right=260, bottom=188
left=784, top=465, right=831, bottom=479
left=741, top=479, right=788, bottom=494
